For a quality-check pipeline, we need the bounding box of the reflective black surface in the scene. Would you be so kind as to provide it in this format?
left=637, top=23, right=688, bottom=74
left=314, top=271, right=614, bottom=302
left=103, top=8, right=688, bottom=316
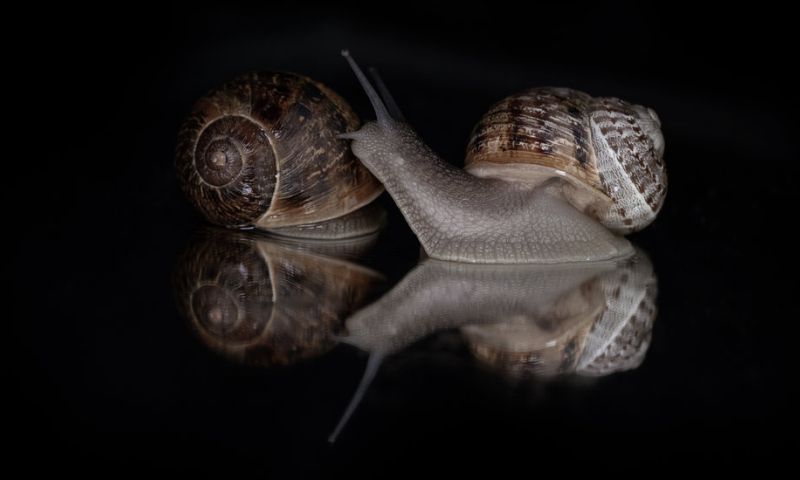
left=12, top=3, right=796, bottom=475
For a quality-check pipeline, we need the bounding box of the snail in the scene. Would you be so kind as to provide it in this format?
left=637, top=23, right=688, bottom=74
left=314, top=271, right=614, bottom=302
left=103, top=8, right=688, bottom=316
left=339, top=51, right=667, bottom=263
left=176, top=71, right=384, bottom=238
left=329, top=248, right=657, bottom=440
left=173, top=227, right=383, bottom=367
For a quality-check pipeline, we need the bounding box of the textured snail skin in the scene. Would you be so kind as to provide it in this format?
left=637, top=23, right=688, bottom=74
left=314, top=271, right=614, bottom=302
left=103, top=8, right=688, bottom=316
left=346, top=122, right=632, bottom=263
left=340, top=55, right=666, bottom=263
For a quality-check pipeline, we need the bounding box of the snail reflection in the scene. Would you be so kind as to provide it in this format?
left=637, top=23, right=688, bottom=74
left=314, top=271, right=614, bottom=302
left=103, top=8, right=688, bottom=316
left=174, top=227, right=656, bottom=441
left=173, top=214, right=384, bottom=367
left=330, top=249, right=657, bottom=441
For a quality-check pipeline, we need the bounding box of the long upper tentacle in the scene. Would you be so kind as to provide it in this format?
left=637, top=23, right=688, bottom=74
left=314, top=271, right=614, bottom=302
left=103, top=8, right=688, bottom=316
left=341, top=50, right=395, bottom=129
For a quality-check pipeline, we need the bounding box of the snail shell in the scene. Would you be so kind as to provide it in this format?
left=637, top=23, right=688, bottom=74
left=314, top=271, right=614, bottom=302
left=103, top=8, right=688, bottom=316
left=466, top=87, right=667, bottom=234
left=176, top=72, right=383, bottom=233
left=173, top=227, right=383, bottom=367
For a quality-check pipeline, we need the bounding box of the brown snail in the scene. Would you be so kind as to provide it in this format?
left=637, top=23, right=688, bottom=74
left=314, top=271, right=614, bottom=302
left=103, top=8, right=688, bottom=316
left=176, top=72, right=384, bottom=238
left=339, top=51, right=668, bottom=262
left=173, top=227, right=383, bottom=367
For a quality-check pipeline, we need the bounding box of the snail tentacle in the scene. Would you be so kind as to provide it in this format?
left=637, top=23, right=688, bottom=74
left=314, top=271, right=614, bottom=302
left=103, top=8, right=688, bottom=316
left=341, top=50, right=395, bottom=128
left=368, top=66, right=406, bottom=122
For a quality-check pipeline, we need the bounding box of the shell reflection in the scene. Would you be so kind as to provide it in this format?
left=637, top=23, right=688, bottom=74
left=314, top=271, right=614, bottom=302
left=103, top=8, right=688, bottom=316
left=462, top=252, right=656, bottom=377
left=174, top=226, right=383, bottom=367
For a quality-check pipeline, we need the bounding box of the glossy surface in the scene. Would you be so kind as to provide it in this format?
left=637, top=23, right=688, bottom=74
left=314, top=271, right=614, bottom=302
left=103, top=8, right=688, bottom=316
left=13, top=5, right=794, bottom=476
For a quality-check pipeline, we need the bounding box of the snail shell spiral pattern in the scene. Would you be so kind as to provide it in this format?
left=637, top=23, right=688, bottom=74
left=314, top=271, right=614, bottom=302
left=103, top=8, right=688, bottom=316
left=176, top=72, right=383, bottom=231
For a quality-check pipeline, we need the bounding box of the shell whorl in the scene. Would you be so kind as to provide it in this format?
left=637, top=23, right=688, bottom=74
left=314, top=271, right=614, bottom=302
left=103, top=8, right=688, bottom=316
left=176, top=72, right=383, bottom=230
left=182, top=113, right=277, bottom=227
left=465, top=87, right=667, bottom=234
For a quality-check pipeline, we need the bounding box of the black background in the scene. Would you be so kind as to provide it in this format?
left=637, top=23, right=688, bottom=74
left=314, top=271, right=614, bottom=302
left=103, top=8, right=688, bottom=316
left=10, top=2, right=797, bottom=475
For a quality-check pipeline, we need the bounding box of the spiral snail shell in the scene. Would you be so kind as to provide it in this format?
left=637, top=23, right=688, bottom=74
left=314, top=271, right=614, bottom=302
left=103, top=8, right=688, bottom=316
left=466, top=87, right=667, bottom=234
left=176, top=72, right=383, bottom=236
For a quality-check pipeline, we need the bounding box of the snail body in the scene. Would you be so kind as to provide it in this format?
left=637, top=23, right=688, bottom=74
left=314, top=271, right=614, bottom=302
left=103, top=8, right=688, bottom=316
left=340, top=53, right=667, bottom=263
left=176, top=72, right=384, bottom=237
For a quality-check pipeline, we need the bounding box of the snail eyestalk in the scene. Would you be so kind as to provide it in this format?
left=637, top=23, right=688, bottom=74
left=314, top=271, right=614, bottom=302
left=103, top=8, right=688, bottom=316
left=368, top=67, right=406, bottom=122
left=341, top=50, right=395, bottom=129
